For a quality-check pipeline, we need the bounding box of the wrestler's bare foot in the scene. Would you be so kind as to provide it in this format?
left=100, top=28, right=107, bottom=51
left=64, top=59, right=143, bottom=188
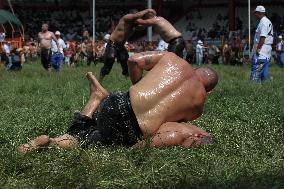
left=86, top=72, right=109, bottom=100
left=18, top=135, right=50, bottom=154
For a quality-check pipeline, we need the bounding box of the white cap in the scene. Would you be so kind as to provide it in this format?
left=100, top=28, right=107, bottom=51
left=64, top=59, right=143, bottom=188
left=255, top=5, right=266, bottom=13
left=104, top=34, right=110, bottom=41
left=197, top=40, right=203, bottom=44
left=55, top=31, right=61, bottom=35
left=279, top=35, right=283, bottom=39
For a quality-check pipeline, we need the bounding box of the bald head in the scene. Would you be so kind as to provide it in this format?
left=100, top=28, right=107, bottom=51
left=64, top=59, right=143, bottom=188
left=196, top=67, right=218, bottom=92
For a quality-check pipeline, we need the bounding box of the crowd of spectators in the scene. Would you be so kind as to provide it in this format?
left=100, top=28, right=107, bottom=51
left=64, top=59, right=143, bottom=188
left=1, top=5, right=283, bottom=69
left=15, top=6, right=131, bottom=41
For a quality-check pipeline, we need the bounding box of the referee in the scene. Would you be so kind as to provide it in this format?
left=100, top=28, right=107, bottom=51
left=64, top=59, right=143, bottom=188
left=250, top=5, right=273, bottom=82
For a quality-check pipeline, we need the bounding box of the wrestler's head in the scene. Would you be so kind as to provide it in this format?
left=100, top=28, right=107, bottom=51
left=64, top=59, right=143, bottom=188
left=42, top=23, right=48, bottom=32
left=195, top=67, right=218, bottom=92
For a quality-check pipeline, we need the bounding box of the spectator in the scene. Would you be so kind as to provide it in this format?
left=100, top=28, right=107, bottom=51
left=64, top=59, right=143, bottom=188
left=185, top=40, right=195, bottom=63
left=51, top=31, right=66, bottom=71
left=156, top=38, right=168, bottom=51
left=196, top=40, right=204, bottom=65
left=276, top=35, right=284, bottom=67
left=0, top=32, right=5, bottom=42
left=2, top=41, right=12, bottom=70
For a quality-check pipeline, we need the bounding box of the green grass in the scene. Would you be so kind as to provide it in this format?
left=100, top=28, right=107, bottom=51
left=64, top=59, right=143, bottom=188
left=0, top=61, right=283, bottom=189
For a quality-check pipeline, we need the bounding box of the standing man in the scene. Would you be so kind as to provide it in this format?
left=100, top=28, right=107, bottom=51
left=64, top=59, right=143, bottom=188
left=100, top=9, right=156, bottom=81
left=38, top=23, right=59, bottom=71
left=276, top=35, right=284, bottom=68
left=196, top=40, right=204, bottom=65
left=185, top=40, right=195, bottom=63
left=2, top=41, right=12, bottom=70
left=51, top=31, right=66, bottom=71
left=250, top=6, right=273, bottom=82
left=0, top=32, right=5, bottom=42
left=135, top=14, right=185, bottom=58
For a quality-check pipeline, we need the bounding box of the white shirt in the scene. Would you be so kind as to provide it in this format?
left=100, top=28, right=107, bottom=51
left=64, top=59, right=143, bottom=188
left=156, top=39, right=169, bottom=51
left=0, top=33, right=5, bottom=42
left=196, top=44, right=203, bottom=55
left=253, top=16, right=273, bottom=59
left=277, top=40, right=284, bottom=54
left=2, top=44, right=10, bottom=54
left=51, top=38, right=66, bottom=54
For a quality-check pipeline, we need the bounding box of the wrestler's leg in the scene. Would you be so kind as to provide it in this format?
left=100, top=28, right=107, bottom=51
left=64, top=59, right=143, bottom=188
left=18, top=134, right=79, bottom=154
left=18, top=72, right=108, bottom=153
left=40, top=49, right=48, bottom=70
left=47, top=49, right=52, bottom=71
left=117, top=47, right=129, bottom=77
left=100, top=45, right=116, bottom=81
left=81, top=72, right=109, bottom=117
left=18, top=135, right=50, bottom=153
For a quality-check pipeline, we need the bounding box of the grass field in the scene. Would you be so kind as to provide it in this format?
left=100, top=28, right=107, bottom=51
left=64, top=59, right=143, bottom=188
left=0, top=60, right=283, bottom=189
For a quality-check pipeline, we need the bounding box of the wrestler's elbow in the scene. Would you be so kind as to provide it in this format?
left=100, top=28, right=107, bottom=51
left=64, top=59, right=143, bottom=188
left=127, top=56, right=136, bottom=65
left=128, top=56, right=142, bottom=69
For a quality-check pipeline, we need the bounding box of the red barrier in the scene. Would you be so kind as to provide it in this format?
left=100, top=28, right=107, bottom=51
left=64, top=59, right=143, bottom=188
left=5, top=37, right=23, bottom=48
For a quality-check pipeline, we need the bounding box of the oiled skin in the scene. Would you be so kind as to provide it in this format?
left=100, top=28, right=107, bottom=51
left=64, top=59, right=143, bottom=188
left=129, top=52, right=206, bottom=136
left=110, top=9, right=156, bottom=44
left=38, top=24, right=57, bottom=49
left=136, top=16, right=181, bottom=42
left=38, top=31, right=54, bottom=49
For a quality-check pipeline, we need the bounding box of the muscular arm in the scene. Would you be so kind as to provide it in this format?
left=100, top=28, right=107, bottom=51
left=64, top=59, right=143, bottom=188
left=132, top=122, right=211, bottom=148
left=135, top=17, right=158, bottom=26
left=124, top=9, right=156, bottom=21
left=257, top=36, right=265, bottom=55
left=127, top=51, right=167, bottom=84
left=51, top=33, right=57, bottom=42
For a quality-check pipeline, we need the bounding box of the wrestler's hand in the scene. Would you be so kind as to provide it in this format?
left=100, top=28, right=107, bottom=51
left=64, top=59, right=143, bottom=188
left=146, top=9, right=156, bottom=16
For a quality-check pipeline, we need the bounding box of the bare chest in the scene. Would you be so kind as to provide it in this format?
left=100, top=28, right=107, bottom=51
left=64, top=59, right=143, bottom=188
left=39, top=32, right=52, bottom=41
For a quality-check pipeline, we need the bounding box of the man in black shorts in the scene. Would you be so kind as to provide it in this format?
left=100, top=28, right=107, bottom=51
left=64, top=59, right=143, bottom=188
left=100, top=9, right=157, bottom=81
left=18, top=52, right=218, bottom=153
left=38, top=23, right=59, bottom=71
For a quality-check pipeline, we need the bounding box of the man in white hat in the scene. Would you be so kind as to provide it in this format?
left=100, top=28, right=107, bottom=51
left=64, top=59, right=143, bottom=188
left=196, top=40, right=204, bottom=65
left=51, top=31, right=66, bottom=71
left=250, top=5, right=273, bottom=82
left=276, top=35, right=284, bottom=67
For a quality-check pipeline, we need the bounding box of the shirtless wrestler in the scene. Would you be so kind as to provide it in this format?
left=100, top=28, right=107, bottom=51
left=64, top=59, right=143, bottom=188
left=38, top=23, right=59, bottom=71
left=100, top=9, right=156, bottom=81
left=18, top=51, right=218, bottom=153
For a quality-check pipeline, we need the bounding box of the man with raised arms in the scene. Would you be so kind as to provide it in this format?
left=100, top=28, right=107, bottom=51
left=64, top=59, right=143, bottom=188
left=100, top=9, right=157, bottom=81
